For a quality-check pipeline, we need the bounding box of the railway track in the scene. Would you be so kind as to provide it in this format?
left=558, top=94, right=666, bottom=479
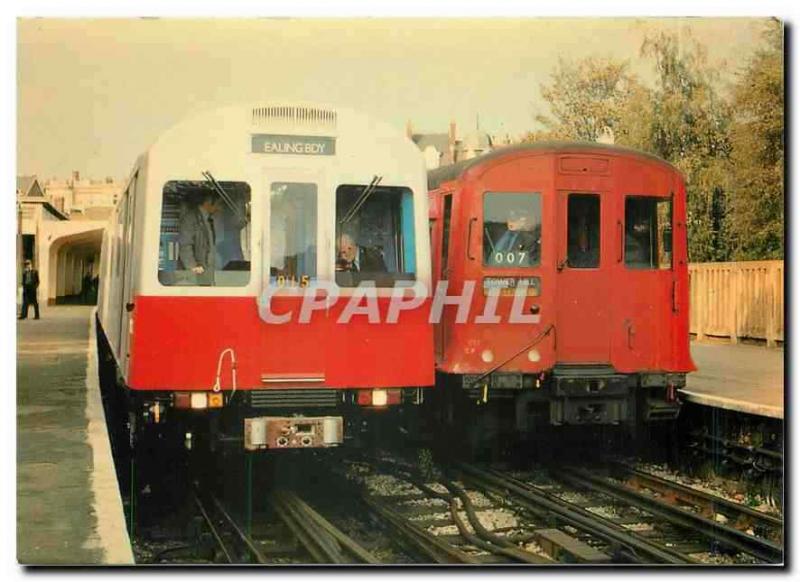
left=557, top=463, right=783, bottom=563
left=492, top=461, right=782, bottom=564
left=192, top=488, right=379, bottom=564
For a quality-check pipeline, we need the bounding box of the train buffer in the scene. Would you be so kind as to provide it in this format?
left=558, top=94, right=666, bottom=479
left=681, top=341, right=783, bottom=420
left=17, top=306, right=133, bottom=564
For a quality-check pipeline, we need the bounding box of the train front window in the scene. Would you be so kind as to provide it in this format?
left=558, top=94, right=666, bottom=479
left=483, top=192, right=542, bottom=268
left=270, top=182, right=317, bottom=287
left=625, top=196, right=673, bottom=270
left=567, top=194, right=600, bottom=268
left=158, top=180, right=251, bottom=287
left=335, top=184, right=416, bottom=287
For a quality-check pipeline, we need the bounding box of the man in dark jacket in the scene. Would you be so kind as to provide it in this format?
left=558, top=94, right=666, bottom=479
left=19, top=260, right=40, bottom=320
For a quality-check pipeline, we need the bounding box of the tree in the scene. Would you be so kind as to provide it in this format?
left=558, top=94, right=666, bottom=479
left=639, top=31, right=733, bottom=262
left=527, top=57, right=645, bottom=143
left=727, top=21, right=784, bottom=260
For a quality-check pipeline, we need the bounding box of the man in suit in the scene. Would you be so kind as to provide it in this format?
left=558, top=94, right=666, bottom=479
left=486, top=207, right=539, bottom=267
left=19, top=260, right=40, bottom=320
left=336, top=233, right=387, bottom=273
left=178, top=193, right=221, bottom=285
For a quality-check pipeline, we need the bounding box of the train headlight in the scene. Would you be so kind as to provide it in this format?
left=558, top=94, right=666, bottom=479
left=528, top=349, right=541, bottom=363
left=481, top=349, right=494, bottom=363
left=190, top=393, right=208, bottom=409
left=372, top=389, right=388, bottom=407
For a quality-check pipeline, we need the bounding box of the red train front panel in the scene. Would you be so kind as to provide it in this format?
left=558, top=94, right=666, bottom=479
left=428, top=144, right=694, bottom=429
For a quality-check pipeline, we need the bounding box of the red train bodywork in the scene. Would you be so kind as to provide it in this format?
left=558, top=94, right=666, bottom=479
left=428, top=143, right=695, bottom=430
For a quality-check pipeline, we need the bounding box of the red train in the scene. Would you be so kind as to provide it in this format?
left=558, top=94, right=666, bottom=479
left=426, top=142, right=695, bottom=442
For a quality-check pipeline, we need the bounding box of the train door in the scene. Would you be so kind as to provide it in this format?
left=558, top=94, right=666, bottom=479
left=555, top=191, right=612, bottom=363
left=261, top=171, right=328, bottom=381
left=434, top=192, right=453, bottom=361
left=118, top=173, right=138, bottom=375
left=614, top=193, right=674, bottom=370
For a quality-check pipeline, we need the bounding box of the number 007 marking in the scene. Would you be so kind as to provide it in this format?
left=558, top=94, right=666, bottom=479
left=494, top=251, right=528, bottom=264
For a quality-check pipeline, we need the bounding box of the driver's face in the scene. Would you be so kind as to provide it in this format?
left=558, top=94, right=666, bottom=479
left=338, top=237, right=357, bottom=262
left=507, top=212, right=530, bottom=231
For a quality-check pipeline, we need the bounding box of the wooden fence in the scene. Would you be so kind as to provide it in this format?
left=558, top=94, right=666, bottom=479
left=689, top=260, right=784, bottom=346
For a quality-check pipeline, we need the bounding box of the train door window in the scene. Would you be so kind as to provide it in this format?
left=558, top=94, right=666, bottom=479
left=270, top=182, right=317, bottom=287
left=567, top=194, right=600, bottom=268
left=625, top=196, right=673, bottom=269
left=115, top=194, right=127, bottom=277
left=157, top=180, right=251, bottom=287
left=441, top=194, right=453, bottom=277
left=483, top=192, right=541, bottom=268
left=335, top=184, right=416, bottom=287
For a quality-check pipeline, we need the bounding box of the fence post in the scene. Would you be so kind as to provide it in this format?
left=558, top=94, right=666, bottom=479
left=696, top=268, right=707, bottom=342
left=766, top=263, right=778, bottom=348
left=729, top=265, right=739, bottom=344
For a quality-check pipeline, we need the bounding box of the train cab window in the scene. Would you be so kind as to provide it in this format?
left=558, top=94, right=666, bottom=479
left=441, top=194, right=453, bottom=277
left=483, top=192, right=542, bottom=268
left=335, top=184, right=416, bottom=287
left=157, top=180, right=251, bottom=287
left=625, top=196, right=673, bottom=269
left=270, top=182, right=317, bottom=287
left=567, top=194, right=600, bottom=268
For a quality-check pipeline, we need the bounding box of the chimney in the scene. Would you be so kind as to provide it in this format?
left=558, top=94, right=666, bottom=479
left=449, top=121, right=457, bottom=144
left=405, top=120, right=414, bottom=140
left=72, top=170, right=80, bottom=183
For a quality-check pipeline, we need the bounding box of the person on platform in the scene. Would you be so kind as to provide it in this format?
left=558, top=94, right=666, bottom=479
left=19, top=260, right=40, bottom=320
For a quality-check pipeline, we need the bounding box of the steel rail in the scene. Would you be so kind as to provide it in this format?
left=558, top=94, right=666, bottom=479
left=192, top=493, right=235, bottom=563
left=361, top=495, right=480, bottom=564
left=270, top=489, right=380, bottom=564
left=610, top=463, right=782, bottom=542
left=457, top=463, right=692, bottom=564
left=208, top=495, right=269, bottom=563
left=557, top=467, right=783, bottom=564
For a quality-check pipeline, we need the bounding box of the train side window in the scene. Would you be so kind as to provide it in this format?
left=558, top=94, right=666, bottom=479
left=270, top=182, right=317, bottom=287
left=157, top=180, right=251, bottom=287
left=441, top=194, right=453, bottom=277
left=483, top=192, right=542, bottom=268
left=335, top=185, right=416, bottom=287
left=625, top=196, right=672, bottom=270
left=567, top=194, right=600, bottom=268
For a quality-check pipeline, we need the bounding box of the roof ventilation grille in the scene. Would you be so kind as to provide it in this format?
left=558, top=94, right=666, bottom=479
left=252, top=106, right=337, bottom=129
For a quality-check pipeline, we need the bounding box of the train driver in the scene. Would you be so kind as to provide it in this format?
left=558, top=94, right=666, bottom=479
left=178, top=192, right=221, bottom=285
left=485, top=206, right=539, bottom=266
left=335, top=233, right=387, bottom=273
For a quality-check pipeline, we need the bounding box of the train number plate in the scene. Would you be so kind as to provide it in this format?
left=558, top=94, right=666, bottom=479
left=482, top=277, right=541, bottom=296
left=244, top=416, right=344, bottom=450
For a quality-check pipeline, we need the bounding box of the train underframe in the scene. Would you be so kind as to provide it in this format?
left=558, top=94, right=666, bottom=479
left=431, top=365, right=685, bottom=452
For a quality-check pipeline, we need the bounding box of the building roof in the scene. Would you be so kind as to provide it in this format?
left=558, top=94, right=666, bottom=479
left=16, top=176, right=44, bottom=197
left=411, top=133, right=450, bottom=154
left=427, top=141, right=676, bottom=190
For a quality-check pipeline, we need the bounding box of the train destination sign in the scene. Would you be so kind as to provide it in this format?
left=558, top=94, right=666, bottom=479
left=251, top=134, right=336, bottom=156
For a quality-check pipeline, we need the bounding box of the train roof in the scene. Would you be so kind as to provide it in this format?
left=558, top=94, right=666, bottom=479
left=427, top=141, right=676, bottom=190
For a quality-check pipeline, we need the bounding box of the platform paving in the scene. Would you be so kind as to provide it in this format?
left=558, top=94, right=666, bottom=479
left=17, top=306, right=133, bottom=565
left=682, top=341, right=784, bottom=419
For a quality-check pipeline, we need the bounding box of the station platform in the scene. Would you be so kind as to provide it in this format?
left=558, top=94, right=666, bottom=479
left=681, top=341, right=784, bottom=420
left=17, top=306, right=133, bottom=564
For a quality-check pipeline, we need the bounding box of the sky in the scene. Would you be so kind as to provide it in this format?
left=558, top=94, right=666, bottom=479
left=17, top=17, right=772, bottom=181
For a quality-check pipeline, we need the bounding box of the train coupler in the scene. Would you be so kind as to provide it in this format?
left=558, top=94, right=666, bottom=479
left=243, top=415, right=344, bottom=450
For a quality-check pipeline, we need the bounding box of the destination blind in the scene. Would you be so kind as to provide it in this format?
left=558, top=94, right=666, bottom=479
left=252, top=134, right=336, bottom=156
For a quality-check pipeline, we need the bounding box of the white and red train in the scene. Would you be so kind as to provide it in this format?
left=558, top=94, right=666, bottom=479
left=96, top=103, right=434, bottom=452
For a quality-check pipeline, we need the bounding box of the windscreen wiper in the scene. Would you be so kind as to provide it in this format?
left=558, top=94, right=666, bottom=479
left=202, top=171, right=248, bottom=224
left=339, top=175, right=382, bottom=224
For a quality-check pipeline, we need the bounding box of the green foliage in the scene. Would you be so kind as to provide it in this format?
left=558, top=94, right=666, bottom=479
left=528, top=24, right=784, bottom=262
left=728, top=22, right=784, bottom=260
